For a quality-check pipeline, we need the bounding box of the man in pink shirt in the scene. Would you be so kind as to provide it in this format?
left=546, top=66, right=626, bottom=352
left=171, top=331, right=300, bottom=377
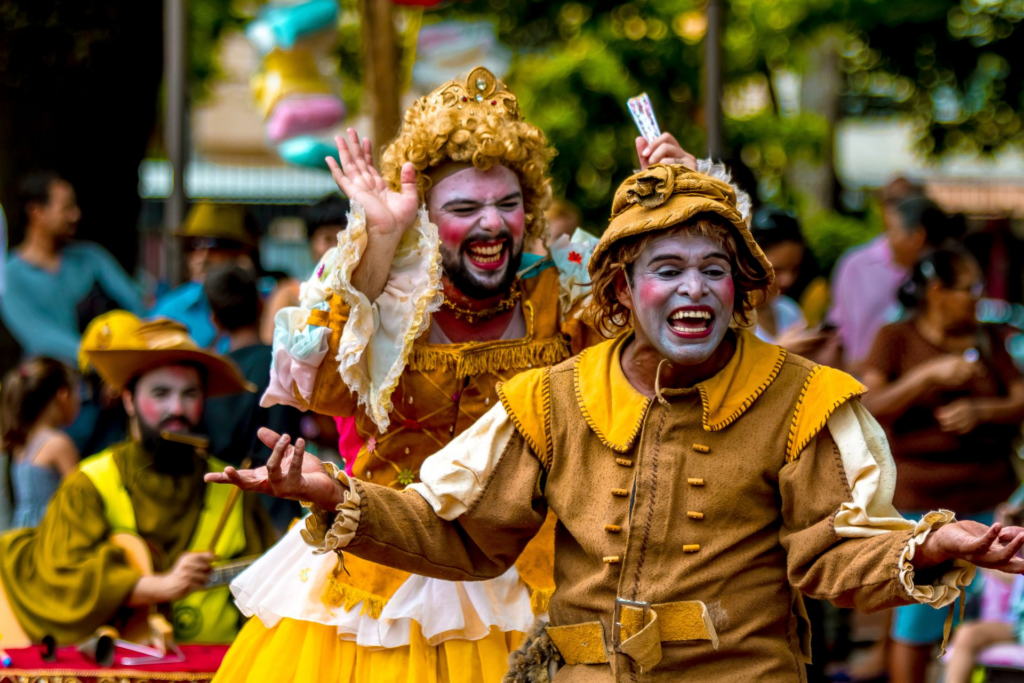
left=829, top=192, right=952, bottom=373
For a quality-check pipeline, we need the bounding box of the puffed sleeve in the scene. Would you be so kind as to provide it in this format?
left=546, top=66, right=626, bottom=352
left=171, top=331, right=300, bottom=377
left=262, top=201, right=443, bottom=431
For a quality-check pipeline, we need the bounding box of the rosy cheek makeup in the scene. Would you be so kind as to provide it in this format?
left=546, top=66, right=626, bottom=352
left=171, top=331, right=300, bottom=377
left=137, top=394, right=166, bottom=424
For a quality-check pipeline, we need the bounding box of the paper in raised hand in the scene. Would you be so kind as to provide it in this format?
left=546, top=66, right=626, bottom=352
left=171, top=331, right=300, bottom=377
left=627, top=93, right=662, bottom=142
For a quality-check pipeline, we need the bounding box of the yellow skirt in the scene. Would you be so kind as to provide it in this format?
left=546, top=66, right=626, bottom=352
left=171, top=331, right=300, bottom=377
left=214, top=616, right=525, bottom=683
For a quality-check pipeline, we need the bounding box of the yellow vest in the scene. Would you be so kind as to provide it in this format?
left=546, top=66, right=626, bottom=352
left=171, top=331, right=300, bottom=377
left=79, top=448, right=247, bottom=644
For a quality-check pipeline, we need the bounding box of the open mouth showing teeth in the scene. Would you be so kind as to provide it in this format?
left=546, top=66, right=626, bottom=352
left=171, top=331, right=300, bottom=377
left=466, top=240, right=506, bottom=265
left=668, top=307, right=715, bottom=335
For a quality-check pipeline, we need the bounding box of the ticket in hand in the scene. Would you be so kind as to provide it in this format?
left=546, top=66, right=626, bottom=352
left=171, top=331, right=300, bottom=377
left=627, top=93, right=662, bottom=142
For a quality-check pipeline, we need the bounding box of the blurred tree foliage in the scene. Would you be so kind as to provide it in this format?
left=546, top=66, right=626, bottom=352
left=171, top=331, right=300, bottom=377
left=396, top=0, right=1021, bottom=267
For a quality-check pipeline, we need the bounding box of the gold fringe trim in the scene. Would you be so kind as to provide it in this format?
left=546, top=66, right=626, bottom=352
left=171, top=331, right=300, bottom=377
left=410, top=337, right=570, bottom=379
left=531, top=586, right=555, bottom=616
left=321, top=575, right=391, bottom=620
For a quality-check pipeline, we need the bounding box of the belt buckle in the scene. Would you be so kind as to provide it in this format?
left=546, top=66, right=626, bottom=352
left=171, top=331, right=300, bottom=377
left=613, top=597, right=650, bottom=651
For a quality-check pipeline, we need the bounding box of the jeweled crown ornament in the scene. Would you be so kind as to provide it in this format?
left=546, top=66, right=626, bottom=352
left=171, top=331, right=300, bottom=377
left=426, top=66, right=521, bottom=122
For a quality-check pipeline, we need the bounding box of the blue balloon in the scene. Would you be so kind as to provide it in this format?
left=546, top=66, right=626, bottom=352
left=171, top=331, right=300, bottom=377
left=278, top=136, right=339, bottom=169
left=247, top=0, right=340, bottom=52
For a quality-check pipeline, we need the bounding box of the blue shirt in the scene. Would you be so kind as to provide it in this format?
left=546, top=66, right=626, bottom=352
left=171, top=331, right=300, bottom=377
left=150, top=281, right=219, bottom=349
left=1, top=242, right=144, bottom=365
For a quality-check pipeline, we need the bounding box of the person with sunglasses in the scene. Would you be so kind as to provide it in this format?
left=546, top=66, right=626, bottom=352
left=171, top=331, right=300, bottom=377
left=861, top=247, right=1024, bottom=683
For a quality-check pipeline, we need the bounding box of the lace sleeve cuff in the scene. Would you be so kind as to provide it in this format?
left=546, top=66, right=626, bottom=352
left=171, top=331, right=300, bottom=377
left=332, top=201, right=443, bottom=432
left=898, top=509, right=976, bottom=608
left=301, top=462, right=362, bottom=555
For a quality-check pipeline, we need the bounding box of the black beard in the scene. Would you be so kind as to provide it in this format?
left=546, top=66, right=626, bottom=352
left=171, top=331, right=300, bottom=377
left=137, top=414, right=201, bottom=475
left=441, top=236, right=524, bottom=300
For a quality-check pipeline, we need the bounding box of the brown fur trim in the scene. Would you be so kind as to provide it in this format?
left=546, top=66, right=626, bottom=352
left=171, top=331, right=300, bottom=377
left=503, top=620, right=563, bottom=683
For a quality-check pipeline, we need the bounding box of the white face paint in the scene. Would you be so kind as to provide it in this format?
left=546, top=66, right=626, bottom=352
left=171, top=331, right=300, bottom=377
left=625, top=233, right=736, bottom=366
left=426, top=165, right=526, bottom=299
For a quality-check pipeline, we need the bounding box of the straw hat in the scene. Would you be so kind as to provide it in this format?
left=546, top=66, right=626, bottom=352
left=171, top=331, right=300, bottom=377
left=177, top=203, right=256, bottom=246
left=79, top=311, right=254, bottom=397
left=589, top=163, right=774, bottom=286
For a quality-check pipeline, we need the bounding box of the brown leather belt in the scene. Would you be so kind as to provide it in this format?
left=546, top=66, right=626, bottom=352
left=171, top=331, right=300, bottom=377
left=546, top=599, right=719, bottom=672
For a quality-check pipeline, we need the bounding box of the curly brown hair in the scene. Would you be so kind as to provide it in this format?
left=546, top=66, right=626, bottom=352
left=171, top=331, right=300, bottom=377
left=379, top=99, right=555, bottom=243
left=587, top=213, right=771, bottom=338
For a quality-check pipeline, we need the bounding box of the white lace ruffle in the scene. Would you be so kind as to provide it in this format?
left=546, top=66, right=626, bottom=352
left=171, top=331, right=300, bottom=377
left=332, top=202, right=443, bottom=433
left=230, top=523, right=537, bottom=648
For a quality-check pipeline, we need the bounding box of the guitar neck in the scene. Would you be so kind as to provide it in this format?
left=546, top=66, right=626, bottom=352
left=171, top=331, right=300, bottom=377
left=205, top=556, right=258, bottom=589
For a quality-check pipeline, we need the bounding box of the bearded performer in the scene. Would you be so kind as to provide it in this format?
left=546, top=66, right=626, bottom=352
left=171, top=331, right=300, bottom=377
left=213, top=163, right=1024, bottom=681
left=0, top=312, right=275, bottom=646
left=212, top=66, right=691, bottom=682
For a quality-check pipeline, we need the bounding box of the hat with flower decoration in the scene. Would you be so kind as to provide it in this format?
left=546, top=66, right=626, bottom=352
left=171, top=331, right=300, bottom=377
left=589, top=162, right=774, bottom=287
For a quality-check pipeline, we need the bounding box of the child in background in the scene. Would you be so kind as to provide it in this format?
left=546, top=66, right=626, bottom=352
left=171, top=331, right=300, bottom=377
left=945, top=491, right=1024, bottom=683
left=0, top=358, right=80, bottom=528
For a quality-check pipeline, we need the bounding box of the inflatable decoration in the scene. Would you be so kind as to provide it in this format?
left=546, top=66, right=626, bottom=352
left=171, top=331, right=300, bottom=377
left=246, top=0, right=340, bottom=53
left=412, top=20, right=511, bottom=92
left=248, top=0, right=345, bottom=168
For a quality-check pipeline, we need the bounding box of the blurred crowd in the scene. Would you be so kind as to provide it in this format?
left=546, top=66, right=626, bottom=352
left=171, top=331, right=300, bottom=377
left=1, top=168, right=1023, bottom=681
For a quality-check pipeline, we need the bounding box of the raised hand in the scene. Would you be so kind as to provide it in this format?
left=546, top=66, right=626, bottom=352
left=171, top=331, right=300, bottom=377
left=636, top=133, right=697, bottom=171
left=326, top=128, right=420, bottom=239
left=204, top=428, right=343, bottom=511
left=916, top=521, right=1024, bottom=573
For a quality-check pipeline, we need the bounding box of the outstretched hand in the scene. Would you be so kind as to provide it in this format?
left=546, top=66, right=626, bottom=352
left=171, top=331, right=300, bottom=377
left=916, top=521, right=1024, bottom=573
left=636, top=133, right=697, bottom=171
left=204, top=428, right=342, bottom=511
left=325, top=128, right=420, bottom=239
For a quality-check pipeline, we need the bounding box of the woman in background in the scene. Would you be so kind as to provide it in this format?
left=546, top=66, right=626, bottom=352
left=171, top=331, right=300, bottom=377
left=749, top=206, right=834, bottom=361
left=862, top=247, right=1024, bottom=683
left=1, top=357, right=80, bottom=529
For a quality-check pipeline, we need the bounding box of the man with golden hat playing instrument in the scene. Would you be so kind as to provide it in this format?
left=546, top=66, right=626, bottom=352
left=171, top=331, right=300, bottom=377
left=210, top=66, right=690, bottom=682
left=0, top=312, right=275, bottom=648
left=214, top=161, right=1024, bottom=681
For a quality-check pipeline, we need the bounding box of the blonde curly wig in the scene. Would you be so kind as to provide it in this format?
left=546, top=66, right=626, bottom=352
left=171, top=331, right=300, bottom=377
left=379, top=67, right=555, bottom=243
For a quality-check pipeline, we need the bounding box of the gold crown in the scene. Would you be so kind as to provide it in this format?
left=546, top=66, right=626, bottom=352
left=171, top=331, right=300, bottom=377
left=424, top=66, right=521, bottom=123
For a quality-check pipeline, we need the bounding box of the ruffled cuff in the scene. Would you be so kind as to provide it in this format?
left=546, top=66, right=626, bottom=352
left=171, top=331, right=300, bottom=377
left=331, top=201, right=443, bottom=432
left=301, top=462, right=362, bottom=556
left=898, top=509, right=976, bottom=608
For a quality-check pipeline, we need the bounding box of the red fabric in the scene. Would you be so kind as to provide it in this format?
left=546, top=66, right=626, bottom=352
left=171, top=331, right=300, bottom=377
left=334, top=415, right=362, bottom=476
left=2, top=643, right=228, bottom=673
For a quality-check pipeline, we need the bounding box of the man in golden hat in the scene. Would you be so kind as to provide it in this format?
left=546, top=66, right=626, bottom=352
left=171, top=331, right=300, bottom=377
left=152, top=203, right=259, bottom=348
left=209, top=67, right=690, bottom=682
left=0, top=311, right=275, bottom=647
left=215, top=162, right=1024, bottom=681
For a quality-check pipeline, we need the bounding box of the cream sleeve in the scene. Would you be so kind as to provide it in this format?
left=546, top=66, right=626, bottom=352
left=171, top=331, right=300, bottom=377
left=826, top=401, right=975, bottom=608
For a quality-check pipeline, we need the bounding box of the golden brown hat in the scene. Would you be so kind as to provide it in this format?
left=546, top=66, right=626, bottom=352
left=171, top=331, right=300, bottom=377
left=379, top=66, right=554, bottom=243
left=79, top=311, right=255, bottom=397
left=177, top=203, right=256, bottom=246
left=589, top=163, right=774, bottom=286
